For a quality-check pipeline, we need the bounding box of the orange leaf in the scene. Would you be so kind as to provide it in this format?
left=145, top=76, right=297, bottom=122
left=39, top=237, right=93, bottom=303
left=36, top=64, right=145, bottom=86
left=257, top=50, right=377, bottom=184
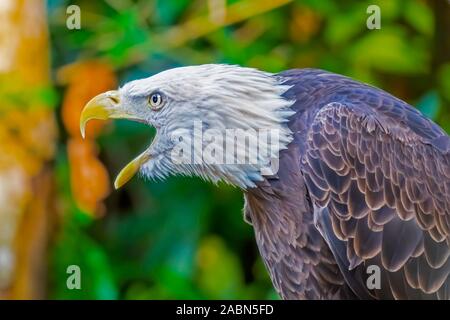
left=61, top=61, right=117, bottom=138
left=67, top=138, right=111, bottom=217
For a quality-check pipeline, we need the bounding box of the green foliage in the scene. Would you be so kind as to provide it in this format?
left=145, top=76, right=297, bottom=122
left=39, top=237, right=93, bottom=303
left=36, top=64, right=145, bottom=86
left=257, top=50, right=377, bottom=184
left=416, top=91, right=440, bottom=120
left=51, top=152, right=119, bottom=299
left=47, top=0, right=448, bottom=300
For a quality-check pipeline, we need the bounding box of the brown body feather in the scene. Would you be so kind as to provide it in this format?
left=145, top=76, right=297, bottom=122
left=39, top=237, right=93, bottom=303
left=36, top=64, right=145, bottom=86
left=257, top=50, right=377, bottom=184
left=245, top=69, right=450, bottom=299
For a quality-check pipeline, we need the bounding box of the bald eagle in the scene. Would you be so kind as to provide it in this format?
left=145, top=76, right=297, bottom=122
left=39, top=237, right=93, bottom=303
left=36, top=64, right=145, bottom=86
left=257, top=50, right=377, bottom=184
left=80, top=65, right=450, bottom=300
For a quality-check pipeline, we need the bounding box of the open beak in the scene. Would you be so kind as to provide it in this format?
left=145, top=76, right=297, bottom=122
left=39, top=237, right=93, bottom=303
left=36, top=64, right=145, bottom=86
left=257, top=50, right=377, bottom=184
left=80, top=90, right=150, bottom=189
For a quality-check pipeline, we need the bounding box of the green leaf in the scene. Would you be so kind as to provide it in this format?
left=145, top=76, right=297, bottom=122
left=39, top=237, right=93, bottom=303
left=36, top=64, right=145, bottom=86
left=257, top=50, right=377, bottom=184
left=300, top=0, right=338, bottom=15
left=196, top=236, right=244, bottom=299
left=404, top=0, right=434, bottom=36
left=438, top=64, right=450, bottom=102
left=155, top=0, right=191, bottom=26
left=416, top=91, right=440, bottom=120
left=324, top=7, right=366, bottom=46
left=348, top=26, right=428, bottom=74
left=50, top=225, right=119, bottom=299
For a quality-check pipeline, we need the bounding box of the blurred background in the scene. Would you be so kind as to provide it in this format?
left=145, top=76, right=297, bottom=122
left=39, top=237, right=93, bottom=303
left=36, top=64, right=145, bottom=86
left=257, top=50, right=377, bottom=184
left=0, top=0, right=448, bottom=299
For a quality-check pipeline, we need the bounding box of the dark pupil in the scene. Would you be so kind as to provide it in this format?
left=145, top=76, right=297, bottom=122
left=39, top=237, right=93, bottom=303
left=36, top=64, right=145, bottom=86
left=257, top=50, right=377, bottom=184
left=152, top=95, right=159, bottom=104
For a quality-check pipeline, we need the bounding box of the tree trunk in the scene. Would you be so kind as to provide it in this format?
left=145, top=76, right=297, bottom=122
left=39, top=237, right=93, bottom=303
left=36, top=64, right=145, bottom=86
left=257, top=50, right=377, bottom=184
left=0, top=0, right=57, bottom=299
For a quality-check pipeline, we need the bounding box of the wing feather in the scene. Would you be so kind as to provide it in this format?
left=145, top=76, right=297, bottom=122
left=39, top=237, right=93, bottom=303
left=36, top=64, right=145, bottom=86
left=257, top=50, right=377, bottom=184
left=302, top=101, right=450, bottom=299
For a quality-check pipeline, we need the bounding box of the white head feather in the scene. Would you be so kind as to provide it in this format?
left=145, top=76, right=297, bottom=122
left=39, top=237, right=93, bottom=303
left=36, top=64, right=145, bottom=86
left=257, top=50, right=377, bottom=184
left=119, top=64, right=294, bottom=189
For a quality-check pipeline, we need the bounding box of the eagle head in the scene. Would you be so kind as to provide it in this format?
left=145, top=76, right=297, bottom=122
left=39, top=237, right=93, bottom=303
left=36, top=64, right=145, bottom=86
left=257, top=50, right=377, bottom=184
left=80, top=64, right=294, bottom=189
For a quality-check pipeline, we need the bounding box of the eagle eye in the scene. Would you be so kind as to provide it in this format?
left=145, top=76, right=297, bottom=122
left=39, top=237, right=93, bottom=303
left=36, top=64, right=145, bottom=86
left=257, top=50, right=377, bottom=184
left=148, top=92, right=164, bottom=110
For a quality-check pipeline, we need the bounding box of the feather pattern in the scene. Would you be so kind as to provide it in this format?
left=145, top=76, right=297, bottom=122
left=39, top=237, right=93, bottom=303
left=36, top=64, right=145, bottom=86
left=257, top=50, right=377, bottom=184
left=245, top=68, right=450, bottom=299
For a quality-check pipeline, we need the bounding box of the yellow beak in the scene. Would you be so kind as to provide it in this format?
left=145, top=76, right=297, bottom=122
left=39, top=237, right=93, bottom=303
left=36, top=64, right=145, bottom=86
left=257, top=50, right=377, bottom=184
left=113, top=151, right=150, bottom=189
left=80, top=90, right=150, bottom=189
left=81, top=90, right=127, bottom=138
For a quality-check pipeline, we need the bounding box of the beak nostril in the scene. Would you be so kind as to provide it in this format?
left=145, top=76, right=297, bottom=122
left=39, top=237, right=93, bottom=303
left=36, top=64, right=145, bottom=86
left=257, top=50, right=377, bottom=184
left=108, top=96, right=120, bottom=104
left=80, top=91, right=122, bottom=139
